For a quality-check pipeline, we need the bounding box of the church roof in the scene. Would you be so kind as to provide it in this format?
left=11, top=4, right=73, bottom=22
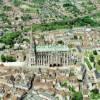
left=33, top=45, right=69, bottom=52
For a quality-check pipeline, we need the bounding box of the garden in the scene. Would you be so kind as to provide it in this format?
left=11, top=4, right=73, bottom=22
left=85, top=50, right=100, bottom=72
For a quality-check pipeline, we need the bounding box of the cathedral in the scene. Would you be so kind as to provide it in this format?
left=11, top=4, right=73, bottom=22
left=29, top=45, right=82, bottom=67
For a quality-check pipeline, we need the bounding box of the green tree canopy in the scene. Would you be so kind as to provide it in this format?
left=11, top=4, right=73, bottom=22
left=1, top=54, right=6, bottom=62
left=12, top=0, right=21, bottom=6
left=72, top=92, right=83, bottom=100
left=89, top=55, right=95, bottom=62
left=74, top=35, right=78, bottom=39
left=1, top=55, right=16, bottom=62
left=97, top=60, right=100, bottom=65
left=0, top=32, right=20, bottom=46
left=93, top=50, right=98, bottom=55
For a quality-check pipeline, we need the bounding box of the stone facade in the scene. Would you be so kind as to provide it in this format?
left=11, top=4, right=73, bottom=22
left=29, top=45, right=81, bottom=67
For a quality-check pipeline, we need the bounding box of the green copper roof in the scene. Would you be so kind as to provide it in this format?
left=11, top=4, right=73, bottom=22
left=33, top=45, right=69, bottom=52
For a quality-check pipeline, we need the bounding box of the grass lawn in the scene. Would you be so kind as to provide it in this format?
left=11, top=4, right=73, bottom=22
left=84, top=58, right=92, bottom=70
left=95, top=55, right=100, bottom=72
left=96, top=64, right=100, bottom=72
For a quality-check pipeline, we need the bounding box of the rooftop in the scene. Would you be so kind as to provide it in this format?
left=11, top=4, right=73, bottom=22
left=33, top=45, right=69, bottom=52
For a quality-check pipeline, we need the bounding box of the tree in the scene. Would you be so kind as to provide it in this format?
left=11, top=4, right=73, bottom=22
left=68, top=44, right=74, bottom=48
left=0, top=0, right=3, bottom=4
left=97, top=60, right=100, bottom=65
left=10, top=75, right=15, bottom=86
left=0, top=32, right=20, bottom=46
left=1, top=55, right=16, bottom=62
left=72, top=92, right=83, bottom=100
left=90, top=88, right=100, bottom=100
left=74, top=35, right=78, bottom=39
left=15, top=17, right=19, bottom=20
left=3, top=5, right=12, bottom=11
left=79, top=36, right=82, bottom=40
left=89, top=55, right=95, bottom=62
left=0, top=44, right=5, bottom=51
left=68, top=85, right=75, bottom=92
left=21, top=14, right=32, bottom=21
left=57, top=40, right=64, bottom=45
left=12, top=0, right=21, bottom=6
left=1, top=54, right=6, bottom=62
left=91, top=88, right=99, bottom=94
left=6, top=56, right=16, bottom=62
left=93, top=50, right=97, bottom=55
left=61, top=80, right=67, bottom=87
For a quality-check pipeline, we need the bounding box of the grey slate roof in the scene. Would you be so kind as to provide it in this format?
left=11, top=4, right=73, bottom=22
left=33, top=45, right=69, bottom=52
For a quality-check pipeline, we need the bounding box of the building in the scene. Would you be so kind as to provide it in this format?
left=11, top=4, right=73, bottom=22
left=29, top=45, right=82, bottom=67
